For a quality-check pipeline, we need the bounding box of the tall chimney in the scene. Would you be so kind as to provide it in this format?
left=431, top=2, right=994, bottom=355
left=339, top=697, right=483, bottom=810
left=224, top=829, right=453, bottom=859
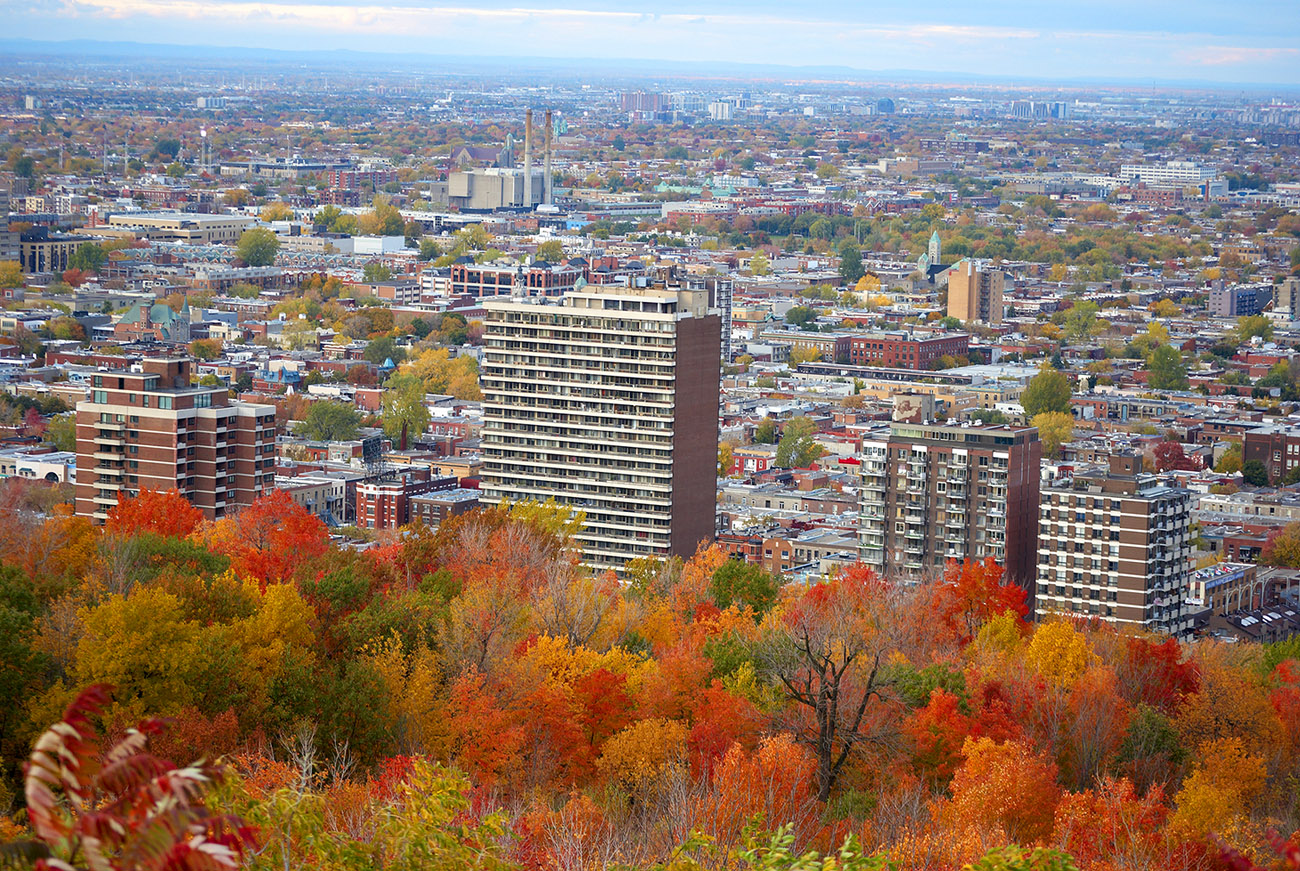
left=523, top=108, right=533, bottom=208
left=544, top=109, right=554, bottom=206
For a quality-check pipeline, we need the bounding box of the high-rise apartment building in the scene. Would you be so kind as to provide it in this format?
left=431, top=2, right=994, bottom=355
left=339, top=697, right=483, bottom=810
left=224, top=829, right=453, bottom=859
left=75, top=358, right=277, bottom=523
left=479, top=285, right=721, bottom=571
left=946, top=259, right=1005, bottom=325
left=1036, top=454, right=1192, bottom=637
left=858, top=422, right=1041, bottom=587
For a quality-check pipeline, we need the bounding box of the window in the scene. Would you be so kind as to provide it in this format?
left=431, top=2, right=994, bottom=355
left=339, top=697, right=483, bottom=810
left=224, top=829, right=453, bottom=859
left=92, top=390, right=107, bottom=404
left=158, top=397, right=172, bottom=410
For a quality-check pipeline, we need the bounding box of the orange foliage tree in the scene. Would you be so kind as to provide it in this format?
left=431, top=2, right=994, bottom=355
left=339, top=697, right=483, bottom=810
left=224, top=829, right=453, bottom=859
left=948, top=737, right=1062, bottom=845
left=105, top=488, right=204, bottom=539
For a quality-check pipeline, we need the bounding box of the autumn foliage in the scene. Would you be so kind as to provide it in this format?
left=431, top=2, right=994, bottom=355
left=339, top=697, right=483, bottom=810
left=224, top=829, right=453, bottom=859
left=0, top=494, right=1297, bottom=871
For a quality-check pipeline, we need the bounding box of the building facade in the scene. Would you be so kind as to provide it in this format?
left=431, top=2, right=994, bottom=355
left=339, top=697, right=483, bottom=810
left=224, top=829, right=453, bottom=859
left=946, top=259, right=1005, bottom=325
left=858, top=422, right=1041, bottom=587
left=1243, top=424, right=1300, bottom=485
left=1036, top=454, right=1193, bottom=637
left=480, top=284, right=721, bottom=571
left=848, top=332, right=969, bottom=368
left=74, top=358, right=277, bottom=523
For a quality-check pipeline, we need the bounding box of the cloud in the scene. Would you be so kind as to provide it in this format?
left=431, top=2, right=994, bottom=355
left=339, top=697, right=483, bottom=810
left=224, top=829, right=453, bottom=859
left=1189, top=45, right=1300, bottom=66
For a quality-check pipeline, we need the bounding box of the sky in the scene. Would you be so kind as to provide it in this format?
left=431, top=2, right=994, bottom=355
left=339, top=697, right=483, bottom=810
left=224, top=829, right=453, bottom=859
left=11, top=0, right=1300, bottom=85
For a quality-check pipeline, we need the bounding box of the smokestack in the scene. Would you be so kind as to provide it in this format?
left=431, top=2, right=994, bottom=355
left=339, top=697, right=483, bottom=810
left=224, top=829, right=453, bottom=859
left=544, top=109, right=553, bottom=206
left=523, top=108, right=533, bottom=208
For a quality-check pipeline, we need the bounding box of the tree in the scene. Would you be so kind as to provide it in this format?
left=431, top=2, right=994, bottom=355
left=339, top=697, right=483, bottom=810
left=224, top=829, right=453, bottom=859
left=711, top=559, right=780, bottom=617
left=297, top=400, right=361, bottom=442
left=774, top=416, right=823, bottom=469
left=402, top=348, right=480, bottom=400
left=718, top=441, right=733, bottom=477
left=1146, top=345, right=1188, bottom=391
left=363, top=262, right=393, bottom=282
left=753, top=417, right=778, bottom=444
left=259, top=201, right=293, bottom=221
left=188, top=338, right=222, bottom=361
left=1032, top=411, right=1075, bottom=459
left=838, top=241, right=865, bottom=285
left=235, top=228, right=279, bottom=267
left=1234, top=314, right=1273, bottom=345
left=5, top=684, right=254, bottom=871
left=204, top=489, right=329, bottom=588
left=45, top=414, right=76, bottom=452
left=1021, top=365, right=1071, bottom=417
left=757, top=565, right=898, bottom=800
left=1261, top=522, right=1300, bottom=568
left=382, top=371, right=431, bottom=446
left=932, top=557, right=1027, bottom=644
left=105, top=488, right=204, bottom=539
left=1242, top=459, right=1269, bottom=487
left=536, top=240, right=564, bottom=262
left=749, top=251, right=770, bottom=276
left=785, top=306, right=816, bottom=328
left=69, top=242, right=106, bottom=274
left=949, top=737, right=1061, bottom=845
left=1216, top=444, right=1243, bottom=474
left=0, top=261, right=24, bottom=289
left=1153, top=439, right=1201, bottom=472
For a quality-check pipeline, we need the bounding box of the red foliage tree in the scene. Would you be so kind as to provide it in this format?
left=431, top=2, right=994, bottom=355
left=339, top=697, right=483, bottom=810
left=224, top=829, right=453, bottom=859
left=204, top=488, right=329, bottom=588
left=1115, top=636, right=1200, bottom=714
left=1153, top=440, right=1201, bottom=472
left=105, top=488, right=204, bottom=540
left=933, top=557, right=1029, bottom=644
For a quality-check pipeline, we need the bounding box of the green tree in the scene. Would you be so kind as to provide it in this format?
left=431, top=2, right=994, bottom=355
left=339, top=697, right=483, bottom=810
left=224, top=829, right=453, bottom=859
left=235, top=228, right=280, bottom=267
left=753, top=416, right=778, bottom=444
left=838, top=241, right=865, bottom=286
left=363, top=262, right=393, bottom=282
left=68, top=242, right=106, bottom=273
left=44, top=414, right=76, bottom=452
left=418, top=238, right=441, bottom=261
left=381, top=372, right=430, bottom=445
left=749, top=251, right=771, bottom=276
left=363, top=337, right=406, bottom=365
left=785, top=306, right=816, bottom=328
left=1061, top=300, right=1102, bottom=342
left=612, top=134, right=626, bottom=152
left=1242, top=459, right=1269, bottom=487
left=298, top=400, right=362, bottom=442
left=710, top=560, right=780, bottom=617
left=1021, top=364, right=1072, bottom=417
left=775, top=416, right=823, bottom=468
left=1146, top=345, right=1188, bottom=391
left=535, top=239, right=564, bottom=262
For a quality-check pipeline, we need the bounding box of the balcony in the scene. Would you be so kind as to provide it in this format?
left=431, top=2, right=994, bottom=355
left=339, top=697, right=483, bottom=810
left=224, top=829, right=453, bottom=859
left=95, top=465, right=124, bottom=477
left=98, top=421, right=125, bottom=432
left=93, top=434, right=125, bottom=446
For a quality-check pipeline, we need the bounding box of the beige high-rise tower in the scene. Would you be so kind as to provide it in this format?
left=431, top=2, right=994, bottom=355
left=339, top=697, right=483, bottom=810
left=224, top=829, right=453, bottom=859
left=947, top=259, right=1005, bottom=325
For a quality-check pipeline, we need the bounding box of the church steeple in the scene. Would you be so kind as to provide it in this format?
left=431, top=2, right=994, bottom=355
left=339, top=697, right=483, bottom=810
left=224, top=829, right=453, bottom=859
left=928, top=230, right=942, bottom=268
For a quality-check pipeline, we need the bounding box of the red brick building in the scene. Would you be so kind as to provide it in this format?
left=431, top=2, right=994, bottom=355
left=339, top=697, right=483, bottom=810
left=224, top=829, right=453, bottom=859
left=849, top=332, right=969, bottom=368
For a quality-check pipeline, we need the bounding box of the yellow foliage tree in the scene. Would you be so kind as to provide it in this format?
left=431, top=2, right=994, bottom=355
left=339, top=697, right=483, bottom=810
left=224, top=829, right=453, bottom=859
left=596, top=718, right=688, bottom=795
left=364, top=633, right=448, bottom=757
left=401, top=348, right=481, bottom=401
left=1169, top=737, right=1266, bottom=846
left=1024, top=620, right=1098, bottom=687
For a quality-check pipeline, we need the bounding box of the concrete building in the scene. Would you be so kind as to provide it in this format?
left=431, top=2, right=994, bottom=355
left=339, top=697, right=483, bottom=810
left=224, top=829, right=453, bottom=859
left=101, top=212, right=254, bottom=244
left=1119, top=160, right=1218, bottom=188
left=1275, top=277, right=1300, bottom=316
left=75, top=358, right=277, bottom=523
left=450, top=260, right=584, bottom=298
left=946, top=259, right=1005, bottom=325
left=1036, top=454, right=1193, bottom=637
left=19, top=227, right=82, bottom=274
left=480, top=284, right=721, bottom=571
left=446, top=168, right=545, bottom=211
left=858, top=421, right=1042, bottom=587
left=1210, top=283, right=1272, bottom=318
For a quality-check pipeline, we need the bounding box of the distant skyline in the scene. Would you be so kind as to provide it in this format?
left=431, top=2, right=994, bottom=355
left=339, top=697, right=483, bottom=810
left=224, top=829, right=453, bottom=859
left=9, top=1, right=1300, bottom=86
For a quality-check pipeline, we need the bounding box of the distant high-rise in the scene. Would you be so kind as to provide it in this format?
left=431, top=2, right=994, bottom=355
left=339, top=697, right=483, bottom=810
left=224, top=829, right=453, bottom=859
left=946, top=259, right=1005, bottom=326
left=1036, top=454, right=1192, bottom=637
left=858, top=422, right=1042, bottom=589
left=480, top=285, right=721, bottom=571
left=876, top=98, right=895, bottom=114
left=75, top=358, right=277, bottom=523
